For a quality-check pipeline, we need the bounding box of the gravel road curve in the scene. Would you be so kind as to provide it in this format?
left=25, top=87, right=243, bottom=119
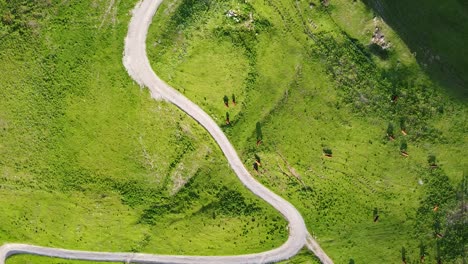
left=0, top=0, right=333, bottom=263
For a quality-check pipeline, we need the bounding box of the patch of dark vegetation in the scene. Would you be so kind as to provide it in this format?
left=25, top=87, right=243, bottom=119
left=414, top=169, right=466, bottom=263
left=139, top=174, right=261, bottom=225
left=54, top=164, right=163, bottom=208
left=139, top=173, right=202, bottom=224
left=239, top=65, right=303, bottom=156
left=169, top=0, right=213, bottom=29
left=309, top=31, right=450, bottom=143
left=139, top=193, right=198, bottom=225
left=110, top=178, right=165, bottom=207
left=0, top=0, right=51, bottom=36
left=168, top=126, right=196, bottom=169
left=155, top=0, right=217, bottom=50
left=215, top=186, right=261, bottom=216
left=213, top=2, right=272, bottom=92
left=213, top=25, right=258, bottom=59
left=343, top=32, right=378, bottom=61
left=361, top=0, right=468, bottom=100
left=323, top=148, right=333, bottom=157
left=368, top=43, right=389, bottom=60
left=310, top=32, right=382, bottom=110
left=130, top=233, right=152, bottom=253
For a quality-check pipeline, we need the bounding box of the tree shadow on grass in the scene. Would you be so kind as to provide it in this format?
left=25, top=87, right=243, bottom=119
left=368, top=43, right=389, bottom=60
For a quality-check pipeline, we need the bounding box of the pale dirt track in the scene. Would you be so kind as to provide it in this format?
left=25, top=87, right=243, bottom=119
left=0, top=0, right=333, bottom=263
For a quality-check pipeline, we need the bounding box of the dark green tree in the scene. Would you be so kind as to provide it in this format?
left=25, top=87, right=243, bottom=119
left=223, top=95, right=229, bottom=107
left=400, top=141, right=408, bottom=153
left=436, top=241, right=442, bottom=264
left=254, top=154, right=261, bottom=165
left=323, top=148, right=333, bottom=157
left=438, top=173, right=467, bottom=262
left=401, top=246, right=406, bottom=263
left=256, top=122, right=263, bottom=143
left=226, top=112, right=230, bottom=124
left=434, top=215, right=441, bottom=235
left=428, top=154, right=437, bottom=166
left=400, top=118, right=407, bottom=133
left=387, top=123, right=395, bottom=138
left=373, top=208, right=379, bottom=222
left=391, top=86, right=399, bottom=102
left=419, top=242, right=426, bottom=262
left=232, top=93, right=236, bottom=105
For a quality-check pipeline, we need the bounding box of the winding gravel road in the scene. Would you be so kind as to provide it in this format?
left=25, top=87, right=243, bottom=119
left=0, top=0, right=333, bottom=263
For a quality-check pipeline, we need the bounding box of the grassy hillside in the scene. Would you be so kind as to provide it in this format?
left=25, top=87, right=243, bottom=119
left=0, top=1, right=288, bottom=263
left=361, top=0, right=468, bottom=99
left=148, top=0, right=467, bottom=263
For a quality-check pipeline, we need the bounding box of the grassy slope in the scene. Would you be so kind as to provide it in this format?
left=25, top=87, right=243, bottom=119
left=148, top=0, right=467, bottom=263
left=0, top=0, right=287, bottom=263
left=361, top=0, right=468, bottom=99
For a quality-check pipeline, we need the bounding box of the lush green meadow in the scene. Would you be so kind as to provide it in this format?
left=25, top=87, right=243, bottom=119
left=148, top=0, right=467, bottom=263
left=0, top=0, right=288, bottom=263
left=1, top=0, right=466, bottom=263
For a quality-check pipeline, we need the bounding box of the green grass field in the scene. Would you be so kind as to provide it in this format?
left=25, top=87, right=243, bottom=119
left=147, top=0, right=467, bottom=262
left=1, top=0, right=466, bottom=263
left=0, top=0, right=288, bottom=263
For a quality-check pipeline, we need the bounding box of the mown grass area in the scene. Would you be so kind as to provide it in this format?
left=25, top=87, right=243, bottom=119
left=148, top=0, right=467, bottom=263
left=0, top=0, right=288, bottom=263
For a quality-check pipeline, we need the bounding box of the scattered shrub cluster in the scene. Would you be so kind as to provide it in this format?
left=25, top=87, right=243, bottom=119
left=413, top=169, right=466, bottom=262
left=0, top=0, right=51, bottom=35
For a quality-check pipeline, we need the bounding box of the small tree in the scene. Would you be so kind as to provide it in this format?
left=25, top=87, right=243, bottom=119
left=400, top=141, right=408, bottom=155
left=254, top=154, right=261, bottom=166
left=349, top=259, right=355, bottom=264
left=434, top=216, right=442, bottom=237
left=373, top=208, right=379, bottom=222
left=232, top=93, right=236, bottom=105
left=387, top=123, right=395, bottom=139
left=391, top=86, right=399, bottom=102
left=225, top=112, right=230, bottom=125
left=436, top=241, right=442, bottom=264
left=253, top=162, right=259, bottom=171
left=428, top=154, right=437, bottom=167
left=419, top=242, right=426, bottom=262
left=323, top=148, right=333, bottom=157
left=256, top=122, right=263, bottom=145
left=400, top=118, right=407, bottom=135
left=223, top=95, right=229, bottom=107
left=401, top=246, right=407, bottom=263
